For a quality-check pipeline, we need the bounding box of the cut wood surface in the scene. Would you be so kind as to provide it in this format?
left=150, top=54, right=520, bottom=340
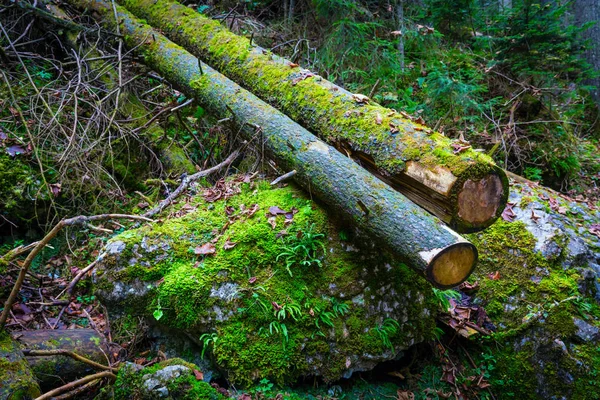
left=14, top=329, right=109, bottom=389
left=64, top=0, right=478, bottom=288
left=117, top=0, right=509, bottom=233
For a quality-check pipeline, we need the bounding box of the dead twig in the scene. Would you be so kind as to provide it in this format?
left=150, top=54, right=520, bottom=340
left=51, top=379, right=101, bottom=400
left=22, top=349, right=115, bottom=372
left=57, top=257, right=104, bottom=299
left=34, top=370, right=116, bottom=400
left=0, top=214, right=153, bottom=328
left=270, top=170, right=296, bottom=185
left=143, top=151, right=240, bottom=218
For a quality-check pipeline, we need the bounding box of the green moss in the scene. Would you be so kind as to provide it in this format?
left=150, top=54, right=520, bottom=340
left=98, top=179, right=436, bottom=386
left=0, top=330, right=42, bottom=399
left=466, top=219, right=600, bottom=398
left=0, top=152, right=43, bottom=225
left=114, top=358, right=225, bottom=399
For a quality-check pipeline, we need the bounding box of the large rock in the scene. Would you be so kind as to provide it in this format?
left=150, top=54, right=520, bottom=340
left=92, top=179, right=437, bottom=385
left=465, top=180, right=600, bottom=399
left=105, top=359, right=226, bottom=399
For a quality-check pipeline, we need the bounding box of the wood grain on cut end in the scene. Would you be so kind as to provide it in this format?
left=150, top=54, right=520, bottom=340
left=427, top=243, right=478, bottom=288
left=457, top=174, right=505, bottom=227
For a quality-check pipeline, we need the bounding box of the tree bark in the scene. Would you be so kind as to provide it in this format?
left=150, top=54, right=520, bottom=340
left=65, top=0, right=479, bottom=288
left=14, top=329, right=111, bottom=390
left=574, top=0, right=600, bottom=109
left=396, top=0, right=405, bottom=72
left=115, top=0, right=509, bottom=233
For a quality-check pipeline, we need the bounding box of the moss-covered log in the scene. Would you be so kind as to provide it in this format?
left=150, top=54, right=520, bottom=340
left=14, top=329, right=109, bottom=390
left=0, top=330, right=41, bottom=399
left=65, top=0, right=477, bottom=288
left=115, top=0, right=507, bottom=233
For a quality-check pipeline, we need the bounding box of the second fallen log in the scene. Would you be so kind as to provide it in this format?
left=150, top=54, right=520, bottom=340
left=116, top=0, right=509, bottom=233
left=65, top=0, right=477, bottom=288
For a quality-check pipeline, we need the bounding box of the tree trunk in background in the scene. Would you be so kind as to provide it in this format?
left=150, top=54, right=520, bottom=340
left=575, top=0, right=600, bottom=108
left=396, top=0, right=405, bottom=72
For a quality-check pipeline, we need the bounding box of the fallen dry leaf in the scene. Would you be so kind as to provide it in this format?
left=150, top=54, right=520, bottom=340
left=223, top=240, right=237, bottom=250
left=488, top=271, right=501, bottom=280
left=451, top=142, right=471, bottom=154
left=530, top=209, right=540, bottom=223
left=589, top=224, right=600, bottom=238
left=375, top=112, right=383, bottom=125
left=352, top=93, right=370, bottom=103
left=268, top=206, right=287, bottom=215
left=501, top=203, right=516, bottom=222
left=193, top=369, right=204, bottom=381
left=195, top=242, right=216, bottom=255
left=396, top=390, right=414, bottom=400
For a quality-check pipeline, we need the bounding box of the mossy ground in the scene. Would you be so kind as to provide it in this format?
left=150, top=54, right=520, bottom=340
left=97, top=179, right=437, bottom=386
left=465, top=219, right=600, bottom=399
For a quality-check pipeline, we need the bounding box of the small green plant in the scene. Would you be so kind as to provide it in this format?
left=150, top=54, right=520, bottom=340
left=432, top=288, right=462, bottom=312
left=372, top=318, right=400, bottom=351
left=433, top=326, right=445, bottom=340
left=262, top=321, right=289, bottom=349
left=152, top=299, right=163, bottom=321
left=199, top=332, right=218, bottom=358
left=275, top=302, right=302, bottom=321
left=276, top=224, right=325, bottom=276
left=523, top=167, right=543, bottom=182
left=254, top=378, right=274, bottom=395
left=331, top=298, right=350, bottom=316
left=76, top=295, right=96, bottom=305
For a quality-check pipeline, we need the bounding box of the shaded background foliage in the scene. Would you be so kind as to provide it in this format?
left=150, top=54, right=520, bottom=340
left=202, top=0, right=599, bottom=194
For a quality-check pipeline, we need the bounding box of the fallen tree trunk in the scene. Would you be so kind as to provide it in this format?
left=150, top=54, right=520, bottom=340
left=116, top=0, right=508, bottom=233
left=14, top=329, right=110, bottom=390
left=64, top=0, right=477, bottom=288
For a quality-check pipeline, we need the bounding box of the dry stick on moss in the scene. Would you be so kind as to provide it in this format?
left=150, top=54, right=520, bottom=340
left=22, top=349, right=115, bottom=372
left=34, top=370, right=117, bottom=400
left=63, top=0, right=478, bottom=288
left=0, top=214, right=153, bottom=328
left=143, top=150, right=240, bottom=218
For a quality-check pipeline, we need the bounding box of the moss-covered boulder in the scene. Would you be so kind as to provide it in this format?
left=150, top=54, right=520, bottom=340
left=92, top=179, right=437, bottom=385
left=102, top=359, right=226, bottom=399
left=464, top=181, right=600, bottom=399
left=0, top=330, right=41, bottom=400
